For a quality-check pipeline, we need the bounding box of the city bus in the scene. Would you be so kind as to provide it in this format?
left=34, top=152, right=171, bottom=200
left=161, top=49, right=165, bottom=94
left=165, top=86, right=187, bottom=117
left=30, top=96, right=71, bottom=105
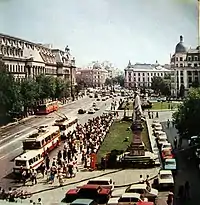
left=22, top=125, right=60, bottom=155
left=54, top=117, right=78, bottom=140
left=13, top=149, right=44, bottom=174
left=36, top=101, right=58, bottom=114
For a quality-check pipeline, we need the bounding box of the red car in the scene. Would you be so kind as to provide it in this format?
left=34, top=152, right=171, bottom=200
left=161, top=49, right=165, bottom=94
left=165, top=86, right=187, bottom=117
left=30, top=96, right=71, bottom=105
left=162, top=149, right=174, bottom=160
left=65, top=184, right=111, bottom=204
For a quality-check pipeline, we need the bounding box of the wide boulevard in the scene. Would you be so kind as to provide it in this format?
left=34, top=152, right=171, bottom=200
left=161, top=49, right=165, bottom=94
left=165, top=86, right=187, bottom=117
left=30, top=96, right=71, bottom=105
left=0, top=96, right=118, bottom=189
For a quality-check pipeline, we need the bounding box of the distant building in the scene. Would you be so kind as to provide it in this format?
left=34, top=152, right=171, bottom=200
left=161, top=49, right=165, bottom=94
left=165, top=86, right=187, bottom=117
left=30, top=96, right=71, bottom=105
left=170, top=35, right=200, bottom=96
left=76, top=63, right=108, bottom=88
left=0, top=33, right=76, bottom=84
left=124, top=61, right=171, bottom=88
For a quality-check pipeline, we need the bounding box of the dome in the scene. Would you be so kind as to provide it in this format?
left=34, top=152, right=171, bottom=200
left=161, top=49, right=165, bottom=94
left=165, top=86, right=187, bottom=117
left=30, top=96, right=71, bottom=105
left=175, top=35, right=187, bottom=53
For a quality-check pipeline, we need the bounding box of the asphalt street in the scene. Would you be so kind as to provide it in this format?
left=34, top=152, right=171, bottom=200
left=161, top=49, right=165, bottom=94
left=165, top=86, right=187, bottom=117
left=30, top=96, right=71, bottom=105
left=0, top=96, right=119, bottom=189
left=159, top=111, right=200, bottom=205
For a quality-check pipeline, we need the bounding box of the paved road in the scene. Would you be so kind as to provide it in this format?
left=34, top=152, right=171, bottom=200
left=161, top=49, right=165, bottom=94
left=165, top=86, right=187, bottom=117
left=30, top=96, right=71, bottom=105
left=0, top=96, right=120, bottom=189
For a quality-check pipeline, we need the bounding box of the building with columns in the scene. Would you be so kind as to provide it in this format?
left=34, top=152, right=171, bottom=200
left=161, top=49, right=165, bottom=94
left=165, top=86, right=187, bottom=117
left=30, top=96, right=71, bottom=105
left=124, top=61, right=171, bottom=88
left=170, top=35, right=200, bottom=96
left=0, top=33, right=76, bottom=83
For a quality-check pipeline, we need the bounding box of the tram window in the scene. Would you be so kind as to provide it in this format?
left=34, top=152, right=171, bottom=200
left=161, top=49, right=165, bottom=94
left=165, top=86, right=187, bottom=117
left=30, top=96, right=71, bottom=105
left=45, top=136, right=50, bottom=142
left=42, top=140, right=45, bottom=145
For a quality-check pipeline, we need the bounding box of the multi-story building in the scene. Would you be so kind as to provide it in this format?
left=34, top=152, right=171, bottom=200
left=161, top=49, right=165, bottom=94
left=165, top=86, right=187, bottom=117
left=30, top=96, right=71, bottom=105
left=0, top=33, right=76, bottom=83
left=124, top=61, right=171, bottom=88
left=76, top=63, right=108, bottom=88
left=170, top=35, right=200, bottom=96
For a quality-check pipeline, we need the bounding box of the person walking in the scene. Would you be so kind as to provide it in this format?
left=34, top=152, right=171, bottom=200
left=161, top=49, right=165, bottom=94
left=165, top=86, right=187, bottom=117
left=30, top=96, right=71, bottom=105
left=184, top=181, right=190, bottom=199
left=174, top=136, right=178, bottom=149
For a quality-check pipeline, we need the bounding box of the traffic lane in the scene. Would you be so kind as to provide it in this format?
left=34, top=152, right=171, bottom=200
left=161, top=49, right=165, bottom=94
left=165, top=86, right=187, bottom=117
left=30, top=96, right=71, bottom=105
left=0, top=99, right=114, bottom=188
left=0, top=97, right=93, bottom=137
left=0, top=97, right=113, bottom=158
left=162, top=122, right=200, bottom=205
left=0, top=97, right=94, bottom=147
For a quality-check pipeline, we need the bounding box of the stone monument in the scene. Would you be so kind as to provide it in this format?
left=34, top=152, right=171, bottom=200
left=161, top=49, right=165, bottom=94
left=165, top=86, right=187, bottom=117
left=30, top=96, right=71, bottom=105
left=129, top=91, right=145, bottom=156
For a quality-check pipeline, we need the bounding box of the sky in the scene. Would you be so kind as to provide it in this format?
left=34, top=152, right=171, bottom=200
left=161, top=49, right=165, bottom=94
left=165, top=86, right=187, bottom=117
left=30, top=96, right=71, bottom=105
left=0, top=0, right=198, bottom=69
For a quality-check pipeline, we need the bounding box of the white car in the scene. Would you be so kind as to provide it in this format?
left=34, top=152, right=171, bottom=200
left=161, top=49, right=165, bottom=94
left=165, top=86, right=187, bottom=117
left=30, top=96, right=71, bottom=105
left=79, top=177, right=115, bottom=192
left=161, top=142, right=172, bottom=151
left=94, top=106, right=100, bottom=111
left=154, top=125, right=162, bottom=131
left=151, top=121, right=160, bottom=127
left=88, top=108, right=95, bottom=114
left=154, top=130, right=166, bottom=136
left=107, top=193, right=148, bottom=205
left=125, top=184, right=158, bottom=202
left=158, top=170, right=174, bottom=189
left=157, top=135, right=168, bottom=145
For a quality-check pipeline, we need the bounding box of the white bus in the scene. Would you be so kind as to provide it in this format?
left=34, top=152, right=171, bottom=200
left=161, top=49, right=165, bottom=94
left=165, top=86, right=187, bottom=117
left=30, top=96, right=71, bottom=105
left=54, top=117, right=78, bottom=139
left=13, top=149, right=44, bottom=174
left=22, top=125, right=60, bottom=155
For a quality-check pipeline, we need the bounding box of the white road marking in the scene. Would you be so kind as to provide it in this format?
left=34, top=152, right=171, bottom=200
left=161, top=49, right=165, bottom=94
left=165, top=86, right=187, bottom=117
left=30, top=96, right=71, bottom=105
left=0, top=146, right=22, bottom=160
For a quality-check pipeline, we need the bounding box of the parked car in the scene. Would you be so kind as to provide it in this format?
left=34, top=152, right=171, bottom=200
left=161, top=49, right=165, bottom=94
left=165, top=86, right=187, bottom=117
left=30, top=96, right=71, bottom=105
left=65, top=185, right=111, bottom=204
left=157, top=170, right=174, bottom=189
left=70, top=199, right=98, bottom=205
left=125, top=184, right=158, bottom=202
left=161, top=142, right=172, bottom=151
left=157, top=135, right=168, bottom=146
left=93, top=102, right=97, bottom=107
left=78, top=109, right=86, bottom=114
left=188, top=136, right=200, bottom=146
left=78, top=177, right=115, bottom=192
left=153, top=124, right=163, bottom=131
left=88, top=108, right=95, bottom=114
left=107, top=193, right=148, bottom=205
left=164, top=158, right=177, bottom=172
left=161, top=149, right=174, bottom=160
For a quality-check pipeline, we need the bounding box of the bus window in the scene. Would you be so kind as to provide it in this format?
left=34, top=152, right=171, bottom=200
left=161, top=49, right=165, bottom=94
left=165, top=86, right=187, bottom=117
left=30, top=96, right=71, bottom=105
left=42, top=139, right=45, bottom=145
left=45, top=136, right=50, bottom=142
left=15, top=160, right=26, bottom=167
left=23, top=141, right=41, bottom=150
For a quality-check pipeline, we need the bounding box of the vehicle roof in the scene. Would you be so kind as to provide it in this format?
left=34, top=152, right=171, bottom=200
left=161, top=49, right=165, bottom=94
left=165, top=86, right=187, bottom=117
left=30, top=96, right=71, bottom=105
left=165, top=158, right=176, bottom=162
left=15, top=149, right=43, bottom=161
left=129, top=184, right=146, bottom=189
left=159, top=170, right=172, bottom=175
left=162, top=142, right=171, bottom=145
left=80, top=184, right=101, bottom=189
left=24, top=125, right=60, bottom=142
left=191, top=136, right=199, bottom=139
left=121, top=193, right=141, bottom=198
left=88, top=177, right=112, bottom=182
left=71, top=199, right=94, bottom=205
left=159, top=135, right=167, bottom=139
left=54, top=117, right=78, bottom=126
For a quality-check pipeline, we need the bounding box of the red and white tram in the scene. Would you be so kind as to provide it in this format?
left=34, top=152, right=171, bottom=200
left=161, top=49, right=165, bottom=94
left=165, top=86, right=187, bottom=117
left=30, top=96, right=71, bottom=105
left=22, top=125, right=60, bottom=155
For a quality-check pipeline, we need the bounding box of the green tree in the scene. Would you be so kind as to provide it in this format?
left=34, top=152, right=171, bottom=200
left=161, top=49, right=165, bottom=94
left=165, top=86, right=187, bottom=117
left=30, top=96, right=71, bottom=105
left=114, top=75, right=124, bottom=87
left=20, top=79, right=38, bottom=113
left=0, top=60, right=22, bottom=118
left=173, top=87, right=200, bottom=138
left=54, top=78, right=70, bottom=99
left=151, top=76, right=171, bottom=96
left=36, top=74, right=56, bottom=101
left=105, top=78, right=112, bottom=86
left=192, top=80, right=200, bottom=88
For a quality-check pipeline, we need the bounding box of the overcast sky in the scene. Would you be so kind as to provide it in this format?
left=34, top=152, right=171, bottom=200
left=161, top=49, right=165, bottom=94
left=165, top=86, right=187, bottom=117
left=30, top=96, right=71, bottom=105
left=0, top=0, right=197, bottom=69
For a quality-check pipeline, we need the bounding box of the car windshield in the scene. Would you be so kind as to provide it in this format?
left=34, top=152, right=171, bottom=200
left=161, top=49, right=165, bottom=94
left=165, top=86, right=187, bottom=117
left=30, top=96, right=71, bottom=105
left=15, top=160, right=26, bottom=167
left=118, top=197, right=139, bottom=202
left=160, top=174, right=172, bottom=179
left=166, top=160, right=175, bottom=165
left=127, top=189, right=145, bottom=194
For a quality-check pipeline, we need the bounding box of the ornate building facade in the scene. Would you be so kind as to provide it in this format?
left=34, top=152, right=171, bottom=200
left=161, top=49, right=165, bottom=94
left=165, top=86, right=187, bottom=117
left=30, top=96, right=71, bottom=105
left=0, top=33, right=76, bottom=84
left=170, top=35, right=200, bottom=96
left=124, top=61, right=171, bottom=88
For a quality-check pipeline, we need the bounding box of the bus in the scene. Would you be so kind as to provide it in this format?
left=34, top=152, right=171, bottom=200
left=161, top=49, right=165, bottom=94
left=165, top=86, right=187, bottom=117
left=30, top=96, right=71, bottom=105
left=13, top=149, right=44, bottom=174
left=36, top=101, right=58, bottom=114
left=54, top=117, right=78, bottom=140
left=22, top=125, right=60, bottom=155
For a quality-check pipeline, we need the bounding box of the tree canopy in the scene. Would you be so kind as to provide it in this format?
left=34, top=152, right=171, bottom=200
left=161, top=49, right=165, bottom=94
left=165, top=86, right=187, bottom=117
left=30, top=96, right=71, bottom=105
left=0, top=60, right=70, bottom=119
left=151, top=76, right=171, bottom=96
left=173, top=87, right=200, bottom=138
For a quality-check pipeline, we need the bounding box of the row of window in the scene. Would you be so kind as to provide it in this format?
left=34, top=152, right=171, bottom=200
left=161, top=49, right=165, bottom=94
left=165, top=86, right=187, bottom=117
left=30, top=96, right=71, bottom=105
left=177, top=71, right=200, bottom=76
left=128, top=77, right=156, bottom=82
left=0, top=46, right=23, bottom=57
left=128, top=72, right=165, bottom=77
left=128, top=82, right=151, bottom=87
left=175, top=63, right=200, bottom=67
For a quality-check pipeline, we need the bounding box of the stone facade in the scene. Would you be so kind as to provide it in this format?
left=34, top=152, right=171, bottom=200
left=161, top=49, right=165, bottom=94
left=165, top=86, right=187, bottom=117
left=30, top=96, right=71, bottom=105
left=0, top=33, right=76, bottom=84
left=124, top=61, right=172, bottom=88
left=170, top=35, right=200, bottom=96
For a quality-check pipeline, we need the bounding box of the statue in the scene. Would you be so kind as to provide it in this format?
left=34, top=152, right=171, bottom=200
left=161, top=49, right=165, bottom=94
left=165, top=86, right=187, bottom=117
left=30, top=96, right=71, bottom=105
left=132, top=91, right=143, bottom=122
left=65, top=45, right=70, bottom=53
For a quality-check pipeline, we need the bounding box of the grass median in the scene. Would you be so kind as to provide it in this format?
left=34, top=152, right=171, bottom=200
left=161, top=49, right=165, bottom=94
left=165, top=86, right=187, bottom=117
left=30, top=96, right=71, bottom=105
left=97, top=120, right=151, bottom=163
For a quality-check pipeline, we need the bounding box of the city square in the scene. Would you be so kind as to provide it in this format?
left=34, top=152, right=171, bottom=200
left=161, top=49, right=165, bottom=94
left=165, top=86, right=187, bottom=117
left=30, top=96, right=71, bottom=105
left=0, top=0, right=200, bottom=205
